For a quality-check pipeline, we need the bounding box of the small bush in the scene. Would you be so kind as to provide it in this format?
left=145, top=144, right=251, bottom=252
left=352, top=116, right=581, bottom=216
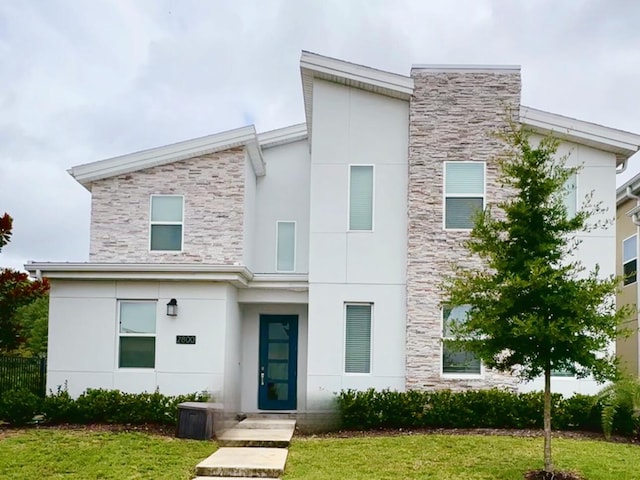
left=0, top=388, right=41, bottom=426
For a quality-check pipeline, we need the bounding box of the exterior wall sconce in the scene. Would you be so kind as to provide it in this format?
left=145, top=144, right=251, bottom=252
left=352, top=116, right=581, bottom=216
left=166, top=298, right=178, bottom=317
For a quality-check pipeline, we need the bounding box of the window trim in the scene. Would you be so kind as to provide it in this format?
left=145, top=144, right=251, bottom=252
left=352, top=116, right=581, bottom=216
left=343, top=302, right=373, bottom=375
left=275, top=220, right=296, bottom=273
left=149, top=194, right=185, bottom=253
left=622, top=233, right=638, bottom=287
left=442, top=161, right=486, bottom=231
left=440, top=305, right=483, bottom=378
left=347, top=164, right=375, bottom=232
left=117, top=300, right=157, bottom=370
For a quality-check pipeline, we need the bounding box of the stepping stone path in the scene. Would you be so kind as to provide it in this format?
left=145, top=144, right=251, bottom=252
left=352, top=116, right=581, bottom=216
left=193, top=418, right=296, bottom=479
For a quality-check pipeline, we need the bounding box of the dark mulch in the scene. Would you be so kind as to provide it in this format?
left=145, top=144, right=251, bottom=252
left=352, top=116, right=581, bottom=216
left=524, top=470, right=586, bottom=480
left=0, top=422, right=176, bottom=438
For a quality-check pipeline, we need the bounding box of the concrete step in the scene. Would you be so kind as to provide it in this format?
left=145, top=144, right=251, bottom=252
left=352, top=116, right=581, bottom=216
left=192, top=478, right=280, bottom=480
left=217, top=427, right=294, bottom=448
left=237, top=418, right=296, bottom=430
left=195, top=447, right=287, bottom=478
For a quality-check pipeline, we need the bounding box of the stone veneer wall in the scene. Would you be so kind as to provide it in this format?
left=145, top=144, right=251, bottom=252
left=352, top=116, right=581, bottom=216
left=89, top=148, right=246, bottom=263
left=406, top=68, right=521, bottom=390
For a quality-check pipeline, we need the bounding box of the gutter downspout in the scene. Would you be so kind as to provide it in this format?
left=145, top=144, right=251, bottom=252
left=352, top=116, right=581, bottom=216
left=627, top=186, right=640, bottom=226
left=617, top=158, right=628, bottom=175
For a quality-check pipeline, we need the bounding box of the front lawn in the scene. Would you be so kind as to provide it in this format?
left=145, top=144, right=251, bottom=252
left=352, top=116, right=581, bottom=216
left=284, top=434, right=640, bottom=480
left=0, top=428, right=215, bottom=479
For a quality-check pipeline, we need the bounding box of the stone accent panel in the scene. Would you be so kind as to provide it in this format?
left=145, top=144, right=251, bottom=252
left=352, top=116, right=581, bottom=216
left=406, top=69, right=521, bottom=390
left=89, top=148, right=246, bottom=263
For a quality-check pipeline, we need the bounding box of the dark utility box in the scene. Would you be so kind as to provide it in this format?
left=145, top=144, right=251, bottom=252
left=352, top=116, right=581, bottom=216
left=176, top=402, right=221, bottom=440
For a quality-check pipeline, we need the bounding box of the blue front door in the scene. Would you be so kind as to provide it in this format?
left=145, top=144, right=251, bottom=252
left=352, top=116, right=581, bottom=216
left=258, top=315, right=298, bottom=410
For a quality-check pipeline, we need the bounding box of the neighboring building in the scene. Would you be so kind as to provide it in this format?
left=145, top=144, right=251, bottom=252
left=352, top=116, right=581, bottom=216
left=26, top=52, right=640, bottom=422
left=616, top=175, right=640, bottom=377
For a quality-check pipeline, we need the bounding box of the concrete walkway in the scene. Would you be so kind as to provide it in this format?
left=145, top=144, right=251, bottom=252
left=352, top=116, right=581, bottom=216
left=193, top=418, right=296, bottom=479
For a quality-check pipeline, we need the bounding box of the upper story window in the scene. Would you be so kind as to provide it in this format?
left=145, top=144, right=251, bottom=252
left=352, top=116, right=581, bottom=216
left=344, top=303, right=372, bottom=374
left=349, top=165, right=374, bottom=231
left=444, top=162, right=485, bottom=230
left=276, top=221, right=296, bottom=272
left=623, top=234, right=637, bottom=286
left=563, top=174, right=577, bottom=218
left=442, top=305, right=481, bottom=376
left=150, top=195, right=183, bottom=251
left=119, top=301, right=156, bottom=368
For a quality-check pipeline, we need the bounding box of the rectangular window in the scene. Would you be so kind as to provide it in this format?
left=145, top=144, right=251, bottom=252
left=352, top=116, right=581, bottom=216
left=444, top=162, right=485, bottom=229
left=349, top=165, right=374, bottom=231
left=623, top=234, right=637, bottom=286
left=442, top=305, right=481, bottom=375
left=345, top=304, right=372, bottom=374
left=563, top=174, right=577, bottom=218
left=150, top=195, right=183, bottom=251
left=276, top=221, right=296, bottom=272
left=119, top=301, right=156, bottom=368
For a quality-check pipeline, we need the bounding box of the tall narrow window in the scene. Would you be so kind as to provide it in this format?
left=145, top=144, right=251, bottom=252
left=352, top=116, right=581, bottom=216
left=349, top=165, right=374, bottom=230
left=623, top=234, right=637, bottom=286
left=150, top=195, right=183, bottom=251
left=442, top=305, right=481, bottom=375
left=276, top=221, right=296, bottom=272
left=119, top=301, right=156, bottom=368
left=345, top=304, right=372, bottom=374
left=563, top=174, right=577, bottom=218
left=444, top=162, right=485, bottom=229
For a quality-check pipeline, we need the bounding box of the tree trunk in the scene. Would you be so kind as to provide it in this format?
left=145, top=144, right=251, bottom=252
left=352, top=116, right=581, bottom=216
left=544, top=366, right=553, bottom=473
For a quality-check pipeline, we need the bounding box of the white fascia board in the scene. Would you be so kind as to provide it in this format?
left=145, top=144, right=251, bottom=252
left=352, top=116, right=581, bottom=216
left=616, top=171, right=640, bottom=205
left=24, top=262, right=253, bottom=287
left=300, top=51, right=414, bottom=147
left=412, top=64, right=520, bottom=74
left=258, top=123, right=308, bottom=149
left=520, top=106, right=640, bottom=160
left=69, top=125, right=264, bottom=189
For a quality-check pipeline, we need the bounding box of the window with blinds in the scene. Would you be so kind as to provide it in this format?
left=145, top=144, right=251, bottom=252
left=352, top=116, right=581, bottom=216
left=150, top=195, right=184, bottom=251
left=444, top=162, right=485, bottom=229
left=623, top=234, right=637, bottom=286
left=349, top=165, right=374, bottom=231
left=276, top=221, right=296, bottom=272
left=345, top=304, right=372, bottom=374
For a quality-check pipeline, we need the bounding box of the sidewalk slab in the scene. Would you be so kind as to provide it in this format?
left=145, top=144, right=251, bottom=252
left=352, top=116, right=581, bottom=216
left=217, top=427, right=294, bottom=448
left=195, top=447, right=288, bottom=478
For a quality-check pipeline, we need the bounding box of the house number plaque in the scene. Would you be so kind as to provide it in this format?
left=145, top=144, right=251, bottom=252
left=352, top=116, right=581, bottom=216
left=176, top=335, right=196, bottom=345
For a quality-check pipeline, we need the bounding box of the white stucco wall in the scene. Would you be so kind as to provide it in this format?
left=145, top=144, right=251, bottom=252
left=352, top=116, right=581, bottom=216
left=518, top=137, right=617, bottom=396
left=306, top=79, right=409, bottom=410
left=243, top=154, right=258, bottom=270
left=223, top=285, right=242, bottom=413
left=47, top=279, right=233, bottom=398
left=252, top=140, right=311, bottom=274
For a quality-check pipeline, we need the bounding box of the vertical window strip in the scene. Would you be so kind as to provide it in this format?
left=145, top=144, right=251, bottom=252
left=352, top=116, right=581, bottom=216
left=563, top=174, right=577, bottom=218
left=349, top=166, right=374, bottom=231
left=623, top=234, right=638, bottom=286
left=345, top=304, right=372, bottom=374
left=444, top=162, right=485, bottom=229
left=276, top=221, right=296, bottom=272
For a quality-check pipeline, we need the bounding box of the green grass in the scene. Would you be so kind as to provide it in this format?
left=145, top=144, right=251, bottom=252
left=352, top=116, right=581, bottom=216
left=284, top=434, right=640, bottom=480
left=0, top=429, right=215, bottom=479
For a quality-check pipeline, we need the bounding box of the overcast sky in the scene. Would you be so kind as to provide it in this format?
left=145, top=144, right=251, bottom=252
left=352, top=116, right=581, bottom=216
left=1, top=0, right=640, bottom=271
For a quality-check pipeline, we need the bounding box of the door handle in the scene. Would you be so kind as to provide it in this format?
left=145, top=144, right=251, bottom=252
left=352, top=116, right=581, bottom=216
left=260, top=372, right=265, bottom=386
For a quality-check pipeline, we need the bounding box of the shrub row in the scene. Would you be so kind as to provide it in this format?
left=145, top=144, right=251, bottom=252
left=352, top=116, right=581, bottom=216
left=0, top=386, right=209, bottom=426
left=336, top=388, right=638, bottom=437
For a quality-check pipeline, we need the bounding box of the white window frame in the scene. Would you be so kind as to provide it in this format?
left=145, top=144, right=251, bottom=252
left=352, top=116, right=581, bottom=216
left=149, top=194, right=185, bottom=252
left=623, top=233, right=638, bottom=287
left=441, top=305, right=483, bottom=378
left=275, top=220, right=296, bottom=273
left=443, top=161, right=486, bottom=231
left=116, top=300, right=157, bottom=370
left=343, top=302, right=373, bottom=375
left=347, top=164, right=375, bottom=232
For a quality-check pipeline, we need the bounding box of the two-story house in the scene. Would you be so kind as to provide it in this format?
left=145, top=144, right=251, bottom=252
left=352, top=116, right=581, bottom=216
left=27, top=52, right=640, bottom=425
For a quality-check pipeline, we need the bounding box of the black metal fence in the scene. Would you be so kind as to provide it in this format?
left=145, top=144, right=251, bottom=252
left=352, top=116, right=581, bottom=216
left=0, top=355, right=47, bottom=397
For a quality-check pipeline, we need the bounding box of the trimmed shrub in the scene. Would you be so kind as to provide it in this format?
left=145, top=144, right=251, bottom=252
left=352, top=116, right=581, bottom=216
left=0, top=388, right=42, bottom=425
left=335, top=388, right=630, bottom=436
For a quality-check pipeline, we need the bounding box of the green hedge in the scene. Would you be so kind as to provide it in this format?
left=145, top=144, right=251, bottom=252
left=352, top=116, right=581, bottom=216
left=336, top=389, right=636, bottom=436
left=0, top=386, right=209, bottom=426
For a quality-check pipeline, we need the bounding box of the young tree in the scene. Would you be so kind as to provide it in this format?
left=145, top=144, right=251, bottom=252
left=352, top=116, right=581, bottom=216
left=0, top=212, right=49, bottom=353
left=441, top=124, right=628, bottom=477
